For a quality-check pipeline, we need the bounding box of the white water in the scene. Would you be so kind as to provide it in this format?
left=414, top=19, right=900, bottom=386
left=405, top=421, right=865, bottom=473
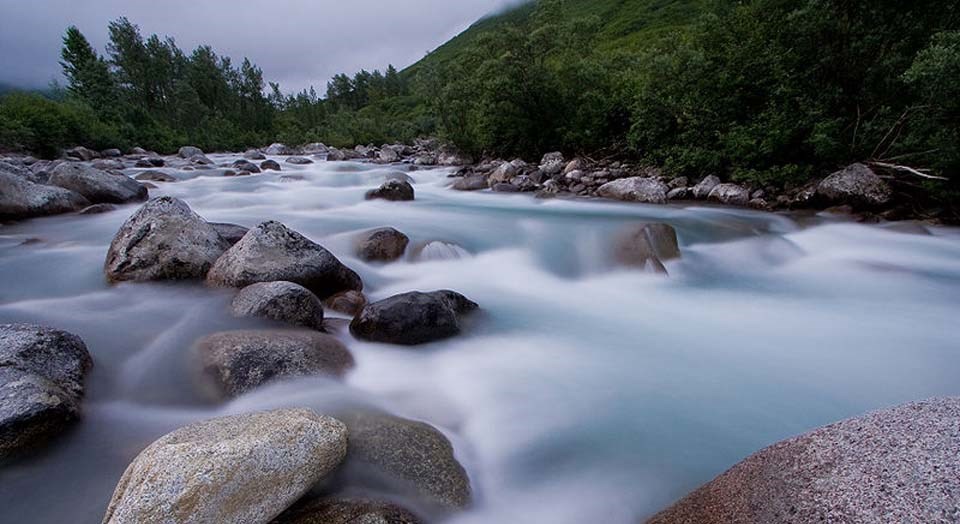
left=1, top=157, right=958, bottom=523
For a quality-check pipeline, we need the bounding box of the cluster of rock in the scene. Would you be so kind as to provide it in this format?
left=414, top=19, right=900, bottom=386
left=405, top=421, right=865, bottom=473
left=245, top=139, right=472, bottom=168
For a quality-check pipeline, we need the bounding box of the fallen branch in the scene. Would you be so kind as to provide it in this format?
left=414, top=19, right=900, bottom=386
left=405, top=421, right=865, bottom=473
left=869, top=161, right=949, bottom=181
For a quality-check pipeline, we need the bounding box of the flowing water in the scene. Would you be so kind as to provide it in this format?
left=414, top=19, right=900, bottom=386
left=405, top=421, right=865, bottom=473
left=1, top=156, right=959, bottom=523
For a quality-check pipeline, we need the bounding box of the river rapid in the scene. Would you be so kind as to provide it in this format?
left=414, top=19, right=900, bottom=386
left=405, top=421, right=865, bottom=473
left=1, top=156, right=959, bottom=523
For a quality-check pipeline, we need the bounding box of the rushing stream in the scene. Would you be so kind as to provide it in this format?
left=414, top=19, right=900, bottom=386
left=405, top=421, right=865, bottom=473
left=1, top=156, right=959, bottom=523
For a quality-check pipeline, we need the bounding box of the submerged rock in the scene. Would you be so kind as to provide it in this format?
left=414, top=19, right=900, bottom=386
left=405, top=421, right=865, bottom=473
left=613, top=223, right=681, bottom=275
left=104, top=197, right=230, bottom=283
left=816, top=163, right=893, bottom=209
left=0, top=171, right=90, bottom=220
left=0, top=324, right=92, bottom=458
left=49, top=163, right=147, bottom=204
left=597, top=177, right=669, bottom=204
left=196, top=330, right=353, bottom=398
left=206, top=221, right=362, bottom=299
left=230, top=281, right=325, bottom=330
left=647, top=397, right=960, bottom=524
left=286, top=156, right=313, bottom=165
left=102, top=409, right=347, bottom=524
left=411, top=240, right=470, bottom=262
left=356, top=227, right=409, bottom=262
left=261, top=159, right=282, bottom=171
left=366, top=179, right=415, bottom=202
left=272, top=497, right=422, bottom=524
left=350, top=290, right=478, bottom=345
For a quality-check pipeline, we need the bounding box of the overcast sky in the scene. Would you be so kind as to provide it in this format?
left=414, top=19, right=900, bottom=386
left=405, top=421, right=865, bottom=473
left=0, top=0, right=523, bottom=92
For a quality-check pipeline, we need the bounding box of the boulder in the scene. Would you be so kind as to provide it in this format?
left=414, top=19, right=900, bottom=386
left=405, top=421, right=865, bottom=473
left=366, top=179, right=415, bottom=202
left=326, top=148, right=347, bottom=162
left=101, top=148, right=123, bottom=158
left=79, top=203, right=118, bottom=215
left=378, top=147, right=401, bottom=163
left=350, top=290, right=478, bottom=345
left=189, top=154, right=214, bottom=166
left=286, top=156, right=313, bottom=165
left=692, top=175, right=721, bottom=199
left=357, top=227, right=409, bottom=262
left=323, top=290, right=367, bottom=317
left=597, top=177, right=669, bottom=204
left=667, top=187, right=689, bottom=200
left=261, top=159, right=282, bottom=171
left=134, top=158, right=164, bottom=168
left=209, top=222, right=249, bottom=246
left=336, top=410, right=472, bottom=512
left=196, top=330, right=353, bottom=398
left=613, top=223, right=681, bottom=274
left=177, top=146, right=204, bottom=159
left=564, top=158, right=585, bottom=175
left=414, top=153, right=437, bottom=166
left=231, top=159, right=262, bottom=173
left=816, top=163, right=893, bottom=209
left=0, top=324, right=92, bottom=458
left=647, top=398, right=960, bottom=524
left=230, top=281, right=326, bottom=330
left=244, top=149, right=266, bottom=160
left=438, top=151, right=472, bottom=166
left=63, top=146, right=99, bottom=161
left=272, top=497, right=422, bottom=524
left=302, top=143, right=329, bottom=155
left=539, top=152, right=565, bottom=176
left=452, top=175, right=488, bottom=191
left=708, top=183, right=751, bottom=207
left=488, top=162, right=518, bottom=186
left=102, top=409, right=348, bottom=524
left=134, top=171, right=176, bottom=183
left=206, top=221, right=362, bottom=299
left=104, top=197, right=230, bottom=283
left=49, top=163, right=147, bottom=204
left=265, top=143, right=295, bottom=156
left=0, top=171, right=90, bottom=220
left=129, top=147, right=149, bottom=155
left=92, top=159, right=124, bottom=171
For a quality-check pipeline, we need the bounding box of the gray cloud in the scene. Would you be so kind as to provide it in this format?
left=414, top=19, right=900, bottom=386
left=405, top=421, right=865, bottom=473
left=0, top=0, right=522, bottom=92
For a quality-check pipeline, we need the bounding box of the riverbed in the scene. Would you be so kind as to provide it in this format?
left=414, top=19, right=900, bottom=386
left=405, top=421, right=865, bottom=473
left=1, top=156, right=959, bottom=523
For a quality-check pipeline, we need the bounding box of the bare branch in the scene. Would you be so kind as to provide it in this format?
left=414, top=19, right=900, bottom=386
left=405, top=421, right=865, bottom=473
left=869, top=161, right=949, bottom=181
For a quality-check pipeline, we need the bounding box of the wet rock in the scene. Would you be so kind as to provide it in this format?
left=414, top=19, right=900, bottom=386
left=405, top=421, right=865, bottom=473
left=816, top=163, right=893, bottom=209
left=708, top=183, right=751, bottom=207
left=92, top=159, right=124, bottom=171
left=597, top=177, right=669, bottom=204
left=350, top=290, right=478, bottom=345
left=230, top=281, right=326, bottom=330
left=134, top=171, right=176, bottom=183
left=323, top=290, right=367, bottom=317
left=452, top=175, right=488, bottom=191
left=265, top=143, right=296, bottom=156
left=134, top=158, right=164, bottom=168
left=0, top=171, right=90, bottom=220
left=272, top=497, right=422, bottom=524
left=209, top=222, right=249, bottom=246
left=613, top=223, right=681, bottom=274
left=488, top=162, right=518, bottom=186
left=286, top=156, right=313, bottom=165
left=196, top=330, right=353, bottom=398
left=261, top=159, right=281, bottom=171
left=302, top=143, right=329, bottom=155
left=177, top=146, right=204, bottom=159
left=244, top=149, right=266, bottom=160
left=647, top=398, right=960, bottom=524
left=492, top=183, right=521, bottom=192
left=207, top=221, right=362, bottom=299
left=692, top=175, right=721, bottom=199
left=48, top=163, right=147, bottom=204
left=366, top=179, right=415, bottom=202
left=79, top=203, right=117, bottom=215
left=357, top=227, right=409, bottom=262
left=0, top=324, right=92, bottom=458
left=64, top=146, right=99, bottom=161
left=232, top=159, right=262, bottom=173
left=104, top=197, right=230, bottom=283
left=749, top=198, right=769, bottom=210
left=102, top=409, right=348, bottom=524
left=336, top=410, right=472, bottom=512
left=190, top=154, right=214, bottom=166
left=539, top=152, right=565, bottom=176
left=667, top=187, right=689, bottom=200
left=326, top=148, right=347, bottom=161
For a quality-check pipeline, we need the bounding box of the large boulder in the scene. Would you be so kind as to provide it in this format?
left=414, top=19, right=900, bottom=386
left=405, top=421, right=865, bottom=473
left=230, top=281, right=326, bottom=330
left=48, top=163, right=147, bottom=204
left=707, top=183, right=751, bottom=207
left=206, top=221, right=362, bottom=299
left=336, top=411, right=472, bottom=512
left=539, top=152, right=565, bottom=176
left=597, top=177, right=669, bottom=204
left=102, top=409, right=348, bottom=524
left=104, top=197, right=230, bottom=283
left=647, top=398, right=960, bottom=524
left=350, top=290, right=478, bottom=345
left=366, top=179, right=415, bottom=202
left=196, top=330, right=354, bottom=398
left=692, top=175, right=721, bottom=199
left=101, top=148, right=123, bottom=158
left=273, top=497, right=422, bottom=524
left=613, top=223, right=681, bottom=275
left=232, top=159, right=262, bottom=173
left=177, top=146, right=204, bottom=159
left=0, top=324, right=92, bottom=458
left=816, top=163, right=893, bottom=209
left=356, top=227, right=409, bottom=262
left=0, top=171, right=90, bottom=220
left=487, top=162, right=518, bottom=186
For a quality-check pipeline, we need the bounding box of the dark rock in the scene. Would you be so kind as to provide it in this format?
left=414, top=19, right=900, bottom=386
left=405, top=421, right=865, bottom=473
left=708, top=183, right=751, bottom=207
left=323, top=290, right=367, bottom=317
left=452, top=175, right=489, bottom=191
left=207, top=221, right=362, bottom=299
left=101, top=148, right=122, bottom=158
left=272, top=497, right=422, bottom=524
left=492, top=183, right=521, bottom=193
left=668, top=177, right=689, bottom=189
left=134, top=171, right=176, bottom=183
left=692, top=175, right=721, bottom=199
left=816, top=163, right=893, bottom=209
left=286, top=156, right=313, bottom=165
left=49, top=163, right=147, bottom=204
left=613, top=223, right=681, bottom=274
left=209, top=222, right=249, bottom=246
left=667, top=187, right=689, bottom=200
left=232, top=159, right=262, bottom=173
left=597, top=177, right=669, bottom=204
left=79, top=203, right=117, bottom=215
left=357, top=228, right=409, bottom=262
left=350, top=290, right=478, bottom=345
left=0, top=324, right=92, bottom=458
left=104, top=197, right=230, bottom=283
left=230, top=281, right=325, bottom=330
left=0, top=171, right=90, bottom=220
left=366, top=179, right=415, bottom=202
left=196, top=330, right=354, bottom=398
left=261, top=159, right=282, bottom=171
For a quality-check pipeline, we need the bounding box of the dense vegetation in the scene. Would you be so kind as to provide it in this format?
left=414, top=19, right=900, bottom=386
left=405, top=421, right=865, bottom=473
left=1, top=0, right=958, bottom=198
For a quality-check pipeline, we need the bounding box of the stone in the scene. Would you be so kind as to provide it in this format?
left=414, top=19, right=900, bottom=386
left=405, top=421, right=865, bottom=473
left=707, top=183, right=751, bottom=207
left=414, top=153, right=437, bottom=166
left=101, top=148, right=122, bottom=158
left=232, top=159, right=262, bottom=173
left=366, top=179, right=415, bottom=202
left=102, top=409, right=348, bottom=524
left=323, top=290, right=367, bottom=317
left=272, top=497, right=422, bottom=524
left=207, top=221, right=362, bottom=299
left=64, top=146, right=99, bottom=161
left=265, top=143, right=296, bottom=156
left=613, top=223, right=681, bottom=274
left=438, top=151, right=472, bottom=166
left=357, top=227, right=409, bottom=262
left=261, top=159, right=281, bottom=171
left=539, top=152, right=565, bottom=176
left=350, top=290, right=478, bottom=345
left=667, top=187, right=689, bottom=200
left=816, top=163, right=893, bottom=209
left=452, top=175, right=488, bottom=191
left=647, top=398, right=960, bottom=524
left=492, top=183, right=521, bottom=192
left=286, top=156, right=313, bottom=165
left=326, top=149, right=347, bottom=161
left=378, top=147, right=401, bottom=163
left=177, top=146, right=204, bottom=159
left=209, top=223, right=249, bottom=246
left=0, top=324, right=92, bottom=458
left=49, top=163, right=147, bottom=204
left=196, top=330, right=353, bottom=398
left=104, top=197, right=230, bottom=283
left=230, top=281, right=325, bottom=330
left=302, top=143, right=329, bottom=155
left=92, top=159, right=124, bottom=171
left=564, top=158, right=585, bottom=175
left=692, top=175, right=721, bottom=199
left=244, top=149, right=266, bottom=160
left=596, top=177, right=669, bottom=204
left=134, top=171, right=176, bottom=183
left=668, top=177, right=689, bottom=189
left=0, top=171, right=90, bottom=220
left=488, top=162, right=518, bottom=186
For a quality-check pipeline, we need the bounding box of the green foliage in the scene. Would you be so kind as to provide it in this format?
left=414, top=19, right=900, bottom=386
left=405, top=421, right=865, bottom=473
left=0, top=93, right=122, bottom=157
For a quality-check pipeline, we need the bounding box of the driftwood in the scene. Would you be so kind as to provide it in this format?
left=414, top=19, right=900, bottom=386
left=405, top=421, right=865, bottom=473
left=868, top=161, right=949, bottom=181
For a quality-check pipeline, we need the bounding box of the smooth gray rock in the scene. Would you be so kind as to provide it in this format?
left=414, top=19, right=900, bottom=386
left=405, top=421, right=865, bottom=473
left=286, top=156, right=313, bottom=165
left=261, top=159, right=281, bottom=171
left=196, top=330, right=354, bottom=398
left=48, top=163, right=147, bottom=204
left=209, top=222, right=249, bottom=246
left=0, top=324, right=92, bottom=458
left=177, top=146, right=204, bottom=159
left=101, top=148, right=123, bottom=158
left=302, top=143, right=329, bottom=155
left=231, top=159, right=262, bottom=173
left=230, top=281, right=325, bottom=330
left=708, top=183, right=751, bottom=207
left=244, top=149, right=266, bottom=160
left=438, top=151, right=473, bottom=166
left=816, top=163, right=893, bottom=209
left=357, top=228, right=409, bottom=262
left=692, top=175, right=721, bottom=199
left=207, top=221, right=362, bottom=299
left=613, top=223, right=681, bottom=274
left=350, top=290, right=478, bottom=345
left=0, top=171, right=90, bottom=220
left=667, top=187, right=689, bottom=200
left=647, top=398, right=960, bottom=524
left=272, top=497, right=422, bottom=524
left=366, top=179, right=414, bottom=202
left=487, top=162, right=518, bottom=186
left=265, top=143, right=296, bottom=156
left=323, top=290, right=367, bottom=317
left=378, top=147, right=400, bottom=163
left=452, top=175, right=489, bottom=191
left=597, top=177, right=669, bottom=204
left=104, top=197, right=230, bottom=283
left=134, top=171, right=176, bottom=183
left=102, top=409, right=348, bottom=524
left=64, top=146, right=99, bottom=161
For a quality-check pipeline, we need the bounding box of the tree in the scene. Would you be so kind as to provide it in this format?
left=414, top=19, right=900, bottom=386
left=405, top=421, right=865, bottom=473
left=60, top=26, right=115, bottom=112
